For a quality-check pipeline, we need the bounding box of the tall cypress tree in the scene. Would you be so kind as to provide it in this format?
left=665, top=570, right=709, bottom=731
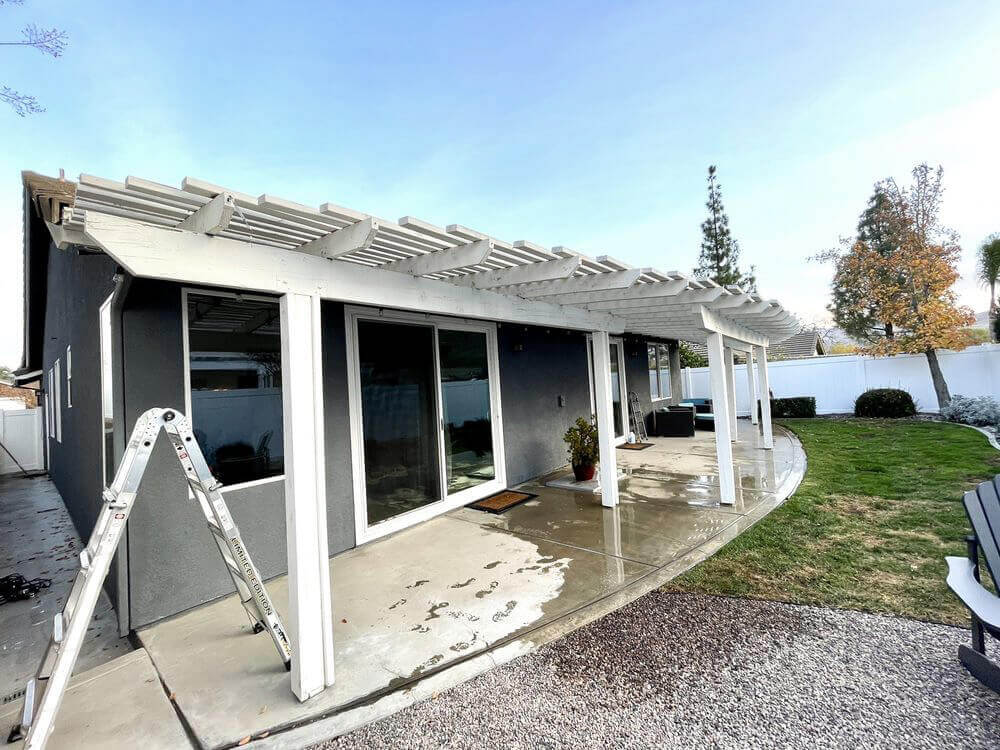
left=694, top=165, right=756, bottom=292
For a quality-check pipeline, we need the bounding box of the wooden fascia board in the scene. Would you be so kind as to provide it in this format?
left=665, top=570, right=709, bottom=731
left=84, top=213, right=623, bottom=333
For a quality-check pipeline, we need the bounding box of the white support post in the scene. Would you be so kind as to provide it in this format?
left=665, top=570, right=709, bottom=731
left=746, top=347, right=759, bottom=426
left=706, top=333, right=736, bottom=504
left=754, top=344, right=774, bottom=450
left=280, top=293, right=335, bottom=701
left=724, top=346, right=738, bottom=442
left=591, top=331, right=620, bottom=508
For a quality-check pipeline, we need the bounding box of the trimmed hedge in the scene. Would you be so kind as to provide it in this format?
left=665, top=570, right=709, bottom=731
left=770, top=396, right=816, bottom=418
left=854, top=388, right=917, bottom=418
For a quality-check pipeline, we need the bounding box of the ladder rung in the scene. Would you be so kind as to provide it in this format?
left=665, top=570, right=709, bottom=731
left=80, top=549, right=90, bottom=571
left=53, top=614, right=64, bottom=644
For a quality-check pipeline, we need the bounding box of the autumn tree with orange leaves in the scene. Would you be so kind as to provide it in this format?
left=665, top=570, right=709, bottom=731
left=821, top=164, right=975, bottom=408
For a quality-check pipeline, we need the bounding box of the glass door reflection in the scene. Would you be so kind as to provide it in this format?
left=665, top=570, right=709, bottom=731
left=610, top=341, right=624, bottom=438
left=357, top=319, right=441, bottom=525
left=438, top=329, right=495, bottom=494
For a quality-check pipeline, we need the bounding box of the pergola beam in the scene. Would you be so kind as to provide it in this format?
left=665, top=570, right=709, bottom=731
left=295, top=217, right=379, bottom=260
left=381, top=239, right=493, bottom=276
left=457, top=255, right=582, bottom=288
left=511, top=268, right=644, bottom=299
left=176, top=192, right=236, bottom=235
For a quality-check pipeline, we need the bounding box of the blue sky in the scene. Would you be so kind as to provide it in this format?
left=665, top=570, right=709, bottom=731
left=2, top=0, right=998, bottom=365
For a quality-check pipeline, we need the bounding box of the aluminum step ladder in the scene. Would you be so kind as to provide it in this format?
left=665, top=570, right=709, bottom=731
left=627, top=391, right=648, bottom=443
left=7, top=407, right=291, bottom=750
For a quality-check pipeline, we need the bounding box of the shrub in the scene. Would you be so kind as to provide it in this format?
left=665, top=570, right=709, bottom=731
left=854, top=388, right=917, bottom=418
left=563, top=416, right=599, bottom=466
left=770, top=397, right=816, bottom=418
left=940, top=395, right=1000, bottom=427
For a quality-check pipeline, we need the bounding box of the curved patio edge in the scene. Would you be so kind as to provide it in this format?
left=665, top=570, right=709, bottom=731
left=253, top=425, right=807, bottom=750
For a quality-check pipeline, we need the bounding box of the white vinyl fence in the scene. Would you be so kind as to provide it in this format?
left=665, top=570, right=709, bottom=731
left=681, top=344, right=1000, bottom=415
left=0, top=408, right=45, bottom=474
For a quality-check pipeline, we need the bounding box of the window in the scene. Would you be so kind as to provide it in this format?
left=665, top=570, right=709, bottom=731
left=53, top=359, right=62, bottom=442
left=66, top=346, right=73, bottom=408
left=100, top=296, right=114, bottom=485
left=47, top=368, right=54, bottom=438
left=648, top=343, right=671, bottom=401
left=185, top=291, right=284, bottom=488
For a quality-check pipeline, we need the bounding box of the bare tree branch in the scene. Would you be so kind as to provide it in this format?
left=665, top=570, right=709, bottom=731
left=0, top=85, right=43, bottom=115
left=0, top=23, right=67, bottom=56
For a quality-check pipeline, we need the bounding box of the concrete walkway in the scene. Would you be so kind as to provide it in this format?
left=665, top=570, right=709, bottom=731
left=0, top=422, right=805, bottom=749
left=322, top=592, right=1000, bottom=749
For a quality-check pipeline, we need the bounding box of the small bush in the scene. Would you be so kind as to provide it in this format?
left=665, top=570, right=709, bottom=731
left=940, top=395, right=1000, bottom=426
left=771, top=396, right=816, bottom=418
left=854, top=388, right=917, bottom=418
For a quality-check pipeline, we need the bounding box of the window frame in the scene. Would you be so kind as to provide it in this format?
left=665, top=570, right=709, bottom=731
left=53, top=358, right=62, bottom=442
left=47, top=368, right=55, bottom=438
left=66, top=345, right=73, bottom=408
left=648, top=343, right=672, bottom=402
left=344, top=305, right=507, bottom=545
left=181, top=287, right=286, bottom=494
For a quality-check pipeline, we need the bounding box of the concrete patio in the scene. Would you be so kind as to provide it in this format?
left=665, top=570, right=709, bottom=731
left=1, top=421, right=804, bottom=749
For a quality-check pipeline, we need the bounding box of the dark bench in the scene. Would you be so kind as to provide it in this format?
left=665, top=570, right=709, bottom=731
left=652, top=406, right=695, bottom=438
left=946, top=475, right=1000, bottom=693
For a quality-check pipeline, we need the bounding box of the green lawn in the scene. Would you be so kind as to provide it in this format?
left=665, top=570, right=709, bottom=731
left=667, top=419, right=1000, bottom=626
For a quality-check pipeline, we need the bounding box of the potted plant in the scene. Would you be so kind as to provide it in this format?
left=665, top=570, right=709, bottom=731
left=563, top=416, right=599, bottom=481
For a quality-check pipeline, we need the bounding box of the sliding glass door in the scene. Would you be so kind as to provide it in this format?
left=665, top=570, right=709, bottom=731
left=349, top=309, right=505, bottom=541
left=438, top=329, right=495, bottom=494
left=357, top=319, right=441, bottom=526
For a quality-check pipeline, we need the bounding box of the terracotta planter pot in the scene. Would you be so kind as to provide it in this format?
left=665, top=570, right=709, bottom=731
left=572, top=462, right=596, bottom=481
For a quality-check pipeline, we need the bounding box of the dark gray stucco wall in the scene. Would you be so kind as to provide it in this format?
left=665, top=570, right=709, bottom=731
left=40, top=244, right=118, bottom=602
left=497, top=324, right=592, bottom=486
left=121, top=283, right=355, bottom=629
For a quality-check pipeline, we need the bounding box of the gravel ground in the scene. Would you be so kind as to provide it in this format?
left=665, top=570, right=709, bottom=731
left=317, top=592, right=1000, bottom=750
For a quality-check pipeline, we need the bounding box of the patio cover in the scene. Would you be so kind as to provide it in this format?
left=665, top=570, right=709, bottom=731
left=33, top=172, right=799, bottom=347
left=23, top=170, right=796, bottom=703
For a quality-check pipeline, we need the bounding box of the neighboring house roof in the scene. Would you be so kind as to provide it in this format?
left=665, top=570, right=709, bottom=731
left=768, top=329, right=827, bottom=359
left=685, top=329, right=826, bottom=361
left=21, top=171, right=801, bottom=369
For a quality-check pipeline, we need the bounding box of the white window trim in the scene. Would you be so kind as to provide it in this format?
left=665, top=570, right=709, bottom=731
left=53, top=359, right=62, bottom=443
left=66, top=345, right=73, bottom=408
left=586, top=334, right=628, bottom=446
left=649, top=343, right=671, bottom=402
left=181, top=287, right=286, bottom=495
left=46, top=368, right=54, bottom=439
left=345, top=305, right=507, bottom=545
left=99, top=295, right=113, bottom=486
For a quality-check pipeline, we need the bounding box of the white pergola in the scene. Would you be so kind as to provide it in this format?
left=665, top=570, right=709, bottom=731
left=35, top=172, right=798, bottom=701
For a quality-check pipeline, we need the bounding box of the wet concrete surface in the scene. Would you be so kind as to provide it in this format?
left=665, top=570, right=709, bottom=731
left=0, top=475, right=131, bottom=704
left=137, top=421, right=805, bottom=749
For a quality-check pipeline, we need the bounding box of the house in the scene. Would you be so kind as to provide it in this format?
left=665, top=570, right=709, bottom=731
left=15, top=170, right=798, bottom=702
left=685, top=327, right=826, bottom=364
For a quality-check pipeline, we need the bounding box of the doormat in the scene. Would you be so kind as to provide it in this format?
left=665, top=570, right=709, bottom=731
left=619, top=442, right=654, bottom=451
left=467, top=490, right=538, bottom=514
